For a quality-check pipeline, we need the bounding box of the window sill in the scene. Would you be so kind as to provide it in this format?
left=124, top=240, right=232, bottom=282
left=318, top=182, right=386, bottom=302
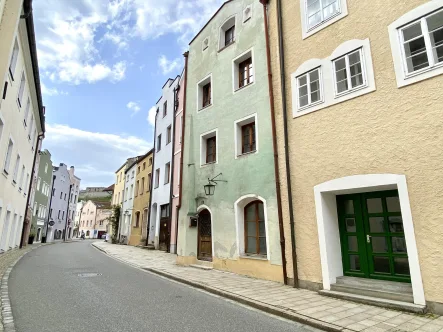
left=2, top=170, right=9, bottom=178
left=240, top=254, right=268, bottom=261
left=334, top=83, right=368, bottom=100
left=218, top=41, right=235, bottom=53
left=198, top=104, right=212, bottom=113
left=237, top=150, right=257, bottom=158
left=297, top=99, right=324, bottom=113
left=234, top=81, right=255, bottom=94
left=201, top=161, right=217, bottom=168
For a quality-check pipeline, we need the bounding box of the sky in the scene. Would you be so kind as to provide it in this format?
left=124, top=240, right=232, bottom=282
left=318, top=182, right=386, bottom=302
left=33, top=0, right=224, bottom=189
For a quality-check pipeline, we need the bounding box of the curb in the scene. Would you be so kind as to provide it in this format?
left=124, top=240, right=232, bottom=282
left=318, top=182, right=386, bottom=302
left=92, top=243, right=344, bottom=332
left=0, top=244, right=45, bottom=332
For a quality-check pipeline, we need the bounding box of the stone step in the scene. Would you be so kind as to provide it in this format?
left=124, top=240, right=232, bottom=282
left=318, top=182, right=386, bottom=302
left=137, top=244, right=155, bottom=250
left=331, top=283, right=413, bottom=303
left=319, top=290, right=426, bottom=314
left=190, top=264, right=213, bottom=271
left=336, top=276, right=412, bottom=294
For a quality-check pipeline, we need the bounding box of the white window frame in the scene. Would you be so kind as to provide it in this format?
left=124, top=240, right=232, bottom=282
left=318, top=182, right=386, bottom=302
left=301, top=0, right=348, bottom=39
left=232, top=48, right=255, bottom=93
left=389, top=2, right=443, bottom=88
left=9, top=38, right=19, bottom=80
left=332, top=48, right=368, bottom=97
left=196, top=74, right=213, bottom=112
left=296, top=67, right=324, bottom=111
left=17, top=71, right=26, bottom=108
left=3, top=137, right=14, bottom=176
left=12, top=153, right=20, bottom=183
left=219, top=15, right=236, bottom=50
left=200, top=128, right=218, bottom=167
left=234, top=113, right=258, bottom=159
left=291, top=39, right=376, bottom=118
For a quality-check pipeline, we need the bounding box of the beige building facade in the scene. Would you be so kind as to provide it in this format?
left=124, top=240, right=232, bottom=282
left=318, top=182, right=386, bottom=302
left=265, top=0, right=443, bottom=314
left=78, top=200, right=111, bottom=239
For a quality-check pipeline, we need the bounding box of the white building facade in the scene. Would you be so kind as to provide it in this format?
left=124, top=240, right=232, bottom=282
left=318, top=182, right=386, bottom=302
left=48, top=164, right=71, bottom=241
left=120, top=160, right=137, bottom=243
left=0, top=0, right=45, bottom=251
left=67, top=167, right=80, bottom=239
left=149, top=77, right=179, bottom=249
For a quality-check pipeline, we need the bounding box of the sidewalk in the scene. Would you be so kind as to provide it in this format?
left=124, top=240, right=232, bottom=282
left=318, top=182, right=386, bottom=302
left=92, top=242, right=443, bottom=332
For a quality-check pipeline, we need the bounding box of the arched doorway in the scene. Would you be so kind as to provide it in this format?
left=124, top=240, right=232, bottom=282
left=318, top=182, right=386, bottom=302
left=197, top=209, right=212, bottom=261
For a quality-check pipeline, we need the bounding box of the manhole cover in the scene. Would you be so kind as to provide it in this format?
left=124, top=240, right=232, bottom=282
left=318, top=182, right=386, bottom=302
left=78, top=273, right=102, bottom=277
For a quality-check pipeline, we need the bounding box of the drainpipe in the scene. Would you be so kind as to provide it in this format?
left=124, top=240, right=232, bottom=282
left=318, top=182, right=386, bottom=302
left=63, top=184, right=72, bottom=241
left=20, top=133, right=43, bottom=248
left=145, top=110, right=159, bottom=246
left=260, top=0, right=288, bottom=285
left=175, top=51, right=189, bottom=249
left=275, top=0, right=299, bottom=287
left=44, top=175, right=56, bottom=242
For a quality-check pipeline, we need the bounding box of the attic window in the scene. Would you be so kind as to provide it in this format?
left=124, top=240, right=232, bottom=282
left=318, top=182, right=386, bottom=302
left=219, top=16, right=236, bottom=50
left=243, top=5, right=252, bottom=23
left=203, top=37, right=209, bottom=51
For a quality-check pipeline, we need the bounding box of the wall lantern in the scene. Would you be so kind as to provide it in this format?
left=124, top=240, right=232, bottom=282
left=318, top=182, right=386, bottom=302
left=203, top=173, right=227, bottom=196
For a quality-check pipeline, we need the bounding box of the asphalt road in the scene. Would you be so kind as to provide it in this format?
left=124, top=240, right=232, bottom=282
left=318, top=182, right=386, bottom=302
left=9, top=241, right=318, bottom=332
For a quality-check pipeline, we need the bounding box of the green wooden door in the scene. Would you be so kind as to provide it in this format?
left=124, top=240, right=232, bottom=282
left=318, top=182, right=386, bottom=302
left=337, top=190, right=410, bottom=282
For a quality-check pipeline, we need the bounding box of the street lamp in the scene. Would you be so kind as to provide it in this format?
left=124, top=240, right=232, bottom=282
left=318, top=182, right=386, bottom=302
left=203, top=173, right=227, bottom=196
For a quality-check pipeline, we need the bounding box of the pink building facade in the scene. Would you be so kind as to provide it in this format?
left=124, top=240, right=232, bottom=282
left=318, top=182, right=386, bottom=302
left=170, top=68, right=185, bottom=254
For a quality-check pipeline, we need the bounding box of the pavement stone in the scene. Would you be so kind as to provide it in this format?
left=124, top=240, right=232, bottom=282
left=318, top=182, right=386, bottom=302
left=92, top=241, right=442, bottom=332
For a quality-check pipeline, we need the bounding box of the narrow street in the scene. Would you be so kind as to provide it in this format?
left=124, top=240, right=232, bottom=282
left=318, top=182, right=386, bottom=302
left=9, top=241, right=318, bottom=332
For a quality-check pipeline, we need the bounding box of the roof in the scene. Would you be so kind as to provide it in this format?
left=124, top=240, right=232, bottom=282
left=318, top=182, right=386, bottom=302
left=115, top=160, right=127, bottom=173
left=155, top=75, right=181, bottom=105
left=137, top=149, right=154, bottom=163
left=189, top=1, right=233, bottom=45
left=103, top=184, right=114, bottom=192
left=90, top=200, right=112, bottom=210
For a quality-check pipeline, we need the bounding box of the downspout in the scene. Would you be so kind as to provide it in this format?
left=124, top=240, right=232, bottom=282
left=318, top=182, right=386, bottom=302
left=20, top=133, right=43, bottom=248
left=63, top=184, right=73, bottom=241
left=44, top=175, right=56, bottom=241
left=145, top=110, right=159, bottom=246
left=260, top=0, right=287, bottom=285
left=168, top=83, right=179, bottom=253
left=276, top=0, right=299, bottom=287
left=175, top=51, right=189, bottom=249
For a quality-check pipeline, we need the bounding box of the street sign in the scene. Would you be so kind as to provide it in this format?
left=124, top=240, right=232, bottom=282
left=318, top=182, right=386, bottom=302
left=49, top=220, right=55, bottom=226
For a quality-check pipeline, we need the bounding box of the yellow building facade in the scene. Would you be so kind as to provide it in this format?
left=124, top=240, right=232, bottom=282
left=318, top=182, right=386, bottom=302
left=128, top=150, right=154, bottom=246
left=265, top=0, right=443, bottom=314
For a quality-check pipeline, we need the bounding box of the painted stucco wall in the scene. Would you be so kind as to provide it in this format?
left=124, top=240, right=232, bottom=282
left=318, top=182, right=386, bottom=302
left=79, top=200, right=96, bottom=238
left=0, top=2, right=42, bottom=251
left=31, top=150, right=52, bottom=242
left=149, top=77, right=178, bottom=248
left=67, top=167, right=80, bottom=239
left=171, top=71, right=185, bottom=254
left=177, top=0, right=283, bottom=282
left=267, top=0, right=443, bottom=304
left=112, top=163, right=126, bottom=207
left=49, top=164, right=71, bottom=240
left=129, top=151, right=153, bottom=246
left=121, top=162, right=136, bottom=238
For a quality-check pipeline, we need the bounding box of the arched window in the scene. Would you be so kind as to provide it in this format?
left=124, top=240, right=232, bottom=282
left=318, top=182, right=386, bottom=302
left=244, top=201, right=266, bottom=255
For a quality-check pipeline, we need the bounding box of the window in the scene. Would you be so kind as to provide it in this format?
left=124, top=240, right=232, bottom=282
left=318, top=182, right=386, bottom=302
left=29, top=115, right=34, bottom=142
left=37, top=177, right=41, bottom=190
left=242, top=123, right=256, bottom=154
left=60, top=192, right=63, bottom=199
left=62, top=211, right=64, bottom=219
left=238, top=58, right=253, bottom=88
left=166, top=125, right=172, bottom=144
left=137, top=166, right=140, bottom=174
left=157, top=134, right=162, bottom=151
left=134, top=212, right=140, bottom=228
left=143, top=162, right=146, bottom=170
left=58, top=210, right=61, bottom=218
left=140, top=177, right=144, bottom=193
left=225, top=26, right=235, bottom=46
left=297, top=68, right=322, bottom=109
left=147, top=173, right=152, bottom=192
left=17, top=71, right=26, bottom=107
left=3, top=139, right=13, bottom=174
left=23, top=98, right=30, bottom=126
left=135, top=180, right=139, bottom=196
left=244, top=201, right=266, bottom=255
left=9, top=39, right=20, bottom=80
left=12, top=154, right=20, bottom=183
left=163, top=101, right=167, bottom=117
left=64, top=193, right=67, bottom=200
left=164, top=162, right=170, bottom=184
left=45, top=163, right=48, bottom=173
left=130, top=184, right=133, bottom=199
left=34, top=202, right=37, bottom=216
left=148, top=157, right=152, bottom=166
left=200, top=129, right=218, bottom=166
left=2, top=82, right=7, bottom=100
left=301, top=0, right=347, bottom=39
left=99, top=220, right=103, bottom=226
left=219, top=16, right=236, bottom=49
left=333, top=49, right=365, bottom=95
left=19, top=166, right=25, bottom=190
left=154, top=169, right=160, bottom=188
left=160, top=204, right=170, bottom=218
left=202, top=83, right=211, bottom=108
left=131, top=170, right=134, bottom=178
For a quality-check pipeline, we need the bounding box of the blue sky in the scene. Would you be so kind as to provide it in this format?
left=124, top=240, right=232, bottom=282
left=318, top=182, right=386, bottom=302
left=33, top=0, right=223, bottom=188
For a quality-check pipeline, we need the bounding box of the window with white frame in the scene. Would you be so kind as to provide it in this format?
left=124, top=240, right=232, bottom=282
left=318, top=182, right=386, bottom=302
left=219, top=16, right=236, bottom=50
left=24, top=173, right=29, bottom=195
left=297, top=68, right=322, bottom=109
left=200, top=129, right=217, bottom=166
left=17, top=71, right=26, bottom=107
left=333, top=49, right=366, bottom=95
left=3, top=139, right=13, bottom=174
left=9, top=39, right=19, bottom=80
left=164, top=162, right=170, bottom=184
left=197, top=75, right=212, bottom=111
left=19, top=166, right=25, bottom=190
left=234, top=114, right=258, bottom=158
left=389, top=3, right=443, bottom=87
left=23, top=98, right=30, bottom=126
left=233, top=50, right=254, bottom=91
left=306, top=0, right=341, bottom=30
left=12, top=154, right=20, bottom=183
left=400, top=9, right=443, bottom=75
left=154, top=168, right=160, bottom=188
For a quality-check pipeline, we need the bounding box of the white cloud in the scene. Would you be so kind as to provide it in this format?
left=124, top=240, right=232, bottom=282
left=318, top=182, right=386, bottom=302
left=158, top=55, right=182, bottom=75
left=41, top=82, right=68, bottom=96
left=44, top=123, right=152, bottom=187
left=147, top=106, right=156, bottom=127
left=127, top=101, right=141, bottom=116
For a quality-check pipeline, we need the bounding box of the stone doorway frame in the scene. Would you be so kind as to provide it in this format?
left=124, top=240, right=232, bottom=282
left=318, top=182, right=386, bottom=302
left=314, top=174, right=425, bottom=305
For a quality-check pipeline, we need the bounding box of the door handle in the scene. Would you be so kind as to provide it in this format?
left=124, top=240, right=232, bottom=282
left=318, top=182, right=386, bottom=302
left=367, top=235, right=371, bottom=243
